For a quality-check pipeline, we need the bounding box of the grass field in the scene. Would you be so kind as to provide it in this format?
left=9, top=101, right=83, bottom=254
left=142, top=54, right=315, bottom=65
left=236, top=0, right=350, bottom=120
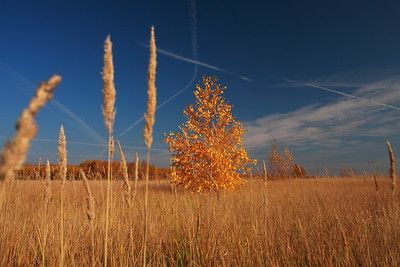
left=1, top=177, right=399, bottom=266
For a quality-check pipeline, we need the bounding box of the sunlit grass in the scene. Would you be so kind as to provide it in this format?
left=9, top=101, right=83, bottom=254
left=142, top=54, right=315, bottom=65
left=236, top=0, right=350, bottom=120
left=0, top=178, right=399, bottom=266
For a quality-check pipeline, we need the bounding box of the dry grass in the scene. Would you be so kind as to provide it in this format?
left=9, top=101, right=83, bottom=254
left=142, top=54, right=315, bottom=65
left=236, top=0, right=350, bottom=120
left=80, top=169, right=96, bottom=267
left=58, top=125, right=67, bottom=267
left=0, top=75, right=61, bottom=183
left=143, top=26, right=157, bottom=266
left=117, top=141, right=132, bottom=207
left=0, top=178, right=399, bottom=266
left=387, top=141, right=397, bottom=194
left=102, top=35, right=117, bottom=267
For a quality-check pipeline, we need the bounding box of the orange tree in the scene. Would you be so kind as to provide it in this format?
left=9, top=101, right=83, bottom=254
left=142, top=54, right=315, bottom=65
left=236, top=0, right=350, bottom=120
left=164, top=76, right=255, bottom=192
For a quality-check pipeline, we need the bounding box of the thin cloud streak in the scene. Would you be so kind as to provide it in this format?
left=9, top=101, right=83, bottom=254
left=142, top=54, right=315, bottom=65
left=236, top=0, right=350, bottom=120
left=51, top=100, right=106, bottom=144
left=245, top=75, right=400, bottom=154
left=0, top=63, right=106, bottom=144
left=0, top=135, right=167, bottom=152
left=281, top=78, right=400, bottom=112
left=118, top=0, right=200, bottom=139
left=137, top=43, right=253, bottom=82
left=118, top=64, right=199, bottom=138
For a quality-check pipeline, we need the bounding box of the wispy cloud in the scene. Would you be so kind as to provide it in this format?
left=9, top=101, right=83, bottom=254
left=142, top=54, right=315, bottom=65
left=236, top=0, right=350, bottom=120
left=281, top=78, right=400, bottom=111
left=138, top=43, right=252, bottom=82
left=276, top=68, right=400, bottom=89
left=244, top=75, right=400, bottom=154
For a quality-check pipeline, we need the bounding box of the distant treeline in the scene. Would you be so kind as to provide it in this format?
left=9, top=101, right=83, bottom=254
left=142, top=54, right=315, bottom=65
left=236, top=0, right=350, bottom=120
left=16, top=160, right=170, bottom=181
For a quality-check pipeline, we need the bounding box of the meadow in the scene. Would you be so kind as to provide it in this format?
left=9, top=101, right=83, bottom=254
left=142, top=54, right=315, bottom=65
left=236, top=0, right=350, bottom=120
left=0, top=26, right=399, bottom=267
left=1, top=177, right=399, bottom=266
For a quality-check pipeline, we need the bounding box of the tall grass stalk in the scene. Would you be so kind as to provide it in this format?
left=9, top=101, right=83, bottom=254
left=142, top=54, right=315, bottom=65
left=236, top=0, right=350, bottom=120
left=36, top=158, right=42, bottom=180
left=262, top=160, right=268, bottom=181
left=44, top=160, right=52, bottom=206
left=134, top=153, right=139, bottom=194
left=386, top=141, right=397, bottom=194
left=58, top=125, right=67, bottom=267
left=102, top=35, right=116, bottom=267
left=0, top=75, right=61, bottom=207
left=80, top=169, right=95, bottom=267
left=142, top=26, right=157, bottom=267
left=40, top=160, right=52, bottom=265
left=117, top=141, right=131, bottom=207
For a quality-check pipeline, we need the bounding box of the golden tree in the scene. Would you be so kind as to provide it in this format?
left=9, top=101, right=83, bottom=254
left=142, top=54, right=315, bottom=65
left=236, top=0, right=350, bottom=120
left=267, top=141, right=297, bottom=179
left=164, top=76, right=255, bottom=192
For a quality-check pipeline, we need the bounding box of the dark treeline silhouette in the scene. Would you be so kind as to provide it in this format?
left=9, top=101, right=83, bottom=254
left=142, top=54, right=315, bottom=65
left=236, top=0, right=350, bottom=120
left=17, top=160, right=170, bottom=181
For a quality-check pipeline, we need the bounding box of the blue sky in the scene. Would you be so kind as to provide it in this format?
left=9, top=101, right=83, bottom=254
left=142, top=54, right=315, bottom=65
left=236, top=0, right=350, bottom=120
left=1, top=0, right=400, bottom=173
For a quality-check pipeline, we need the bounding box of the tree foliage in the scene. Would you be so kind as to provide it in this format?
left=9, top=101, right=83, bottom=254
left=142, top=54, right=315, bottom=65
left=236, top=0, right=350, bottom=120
left=267, top=141, right=296, bottom=179
left=164, top=76, right=255, bottom=192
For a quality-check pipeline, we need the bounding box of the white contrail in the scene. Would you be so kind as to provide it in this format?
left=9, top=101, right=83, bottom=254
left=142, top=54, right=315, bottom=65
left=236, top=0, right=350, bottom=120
left=118, top=0, right=200, bottom=139
left=50, top=100, right=106, bottom=144
left=119, top=44, right=253, bottom=138
left=0, top=135, right=167, bottom=152
left=119, top=0, right=253, bottom=140
left=189, top=0, right=198, bottom=61
left=116, top=67, right=200, bottom=138
left=138, top=43, right=253, bottom=82
left=240, top=76, right=253, bottom=82
left=281, top=78, right=400, bottom=112
left=0, top=63, right=106, bottom=144
left=119, top=0, right=249, bottom=138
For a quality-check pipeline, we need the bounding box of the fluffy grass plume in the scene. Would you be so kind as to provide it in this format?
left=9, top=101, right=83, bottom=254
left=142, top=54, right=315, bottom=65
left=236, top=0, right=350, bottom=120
left=102, top=35, right=116, bottom=135
left=80, top=169, right=95, bottom=223
left=58, top=126, right=67, bottom=182
left=386, top=141, right=397, bottom=194
left=58, top=125, right=67, bottom=267
left=117, top=141, right=131, bottom=207
left=263, top=160, right=268, bottom=181
left=134, top=152, right=139, bottom=193
left=39, top=159, right=52, bottom=264
left=0, top=75, right=61, bottom=183
left=44, top=160, right=51, bottom=206
left=143, top=26, right=157, bottom=150
left=143, top=26, right=157, bottom=267
left=36, top=158, right=42, bottom=180
left=110, top=136, right=115, bottom=160
left=102, top=35, right=117, bottom=267
left=80, top=169, right=96, bottom=267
